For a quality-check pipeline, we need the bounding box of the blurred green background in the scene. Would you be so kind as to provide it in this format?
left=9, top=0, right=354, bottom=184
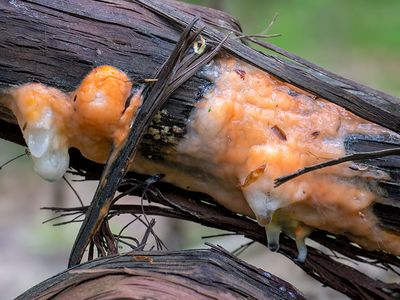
left=185, top=0, right=400, bottom=96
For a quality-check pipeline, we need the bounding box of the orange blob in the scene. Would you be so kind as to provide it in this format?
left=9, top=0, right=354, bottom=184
left=134, top=56, right=400, bottom=256
left=4, top=57, right=400, bottom=258
left=4, top=66, right=142, bottom=167
left=70, top=66, right=141, bottom=162
left=73, top=65, right=132, bottom=136
left=5, top=83, right=71, bottom=133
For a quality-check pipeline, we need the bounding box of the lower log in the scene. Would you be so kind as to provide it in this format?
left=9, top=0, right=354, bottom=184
left=16, top=247, right=305, bottom=300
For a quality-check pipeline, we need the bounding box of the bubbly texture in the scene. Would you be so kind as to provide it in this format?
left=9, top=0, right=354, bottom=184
left=2, top=66, right=141, bottom=181
left=5, top=84, right=72, bottom=180
left=2, top=57, right=400, bottom=261
left=135, top=57, right=400, bottom=260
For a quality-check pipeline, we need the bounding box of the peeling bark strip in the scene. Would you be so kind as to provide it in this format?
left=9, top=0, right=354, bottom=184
left=1, top=1, right=400, bottom=300
left=68, top=18, right=228, bottom=267
left=17, top=247, right=306, bottom=300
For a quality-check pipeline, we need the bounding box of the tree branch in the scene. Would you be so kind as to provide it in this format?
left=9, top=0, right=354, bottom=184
left=1, top=1, right=399, bottom=299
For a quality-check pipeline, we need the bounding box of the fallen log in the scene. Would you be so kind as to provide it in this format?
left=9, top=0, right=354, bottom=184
left=17, top=246, right=305, bottom=300
left=1, top=1, right=400, bottom=299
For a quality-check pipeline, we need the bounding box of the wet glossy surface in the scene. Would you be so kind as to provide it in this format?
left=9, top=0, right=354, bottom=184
left=3, top=58, right=400, bottom=259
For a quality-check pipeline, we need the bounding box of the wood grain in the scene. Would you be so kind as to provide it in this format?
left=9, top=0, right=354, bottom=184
left=17, top=247, right=305, bottom=300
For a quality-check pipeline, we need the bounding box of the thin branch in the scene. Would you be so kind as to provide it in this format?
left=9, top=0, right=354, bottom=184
left=53, top=216, right=85, bottom=227
left=274, top=148, right=400, bottom=187
left=260, top=12, right=279, bottom=35
left=68, top=16, right=231, bottom=266
left=0, top=152, right=27, bottom=170
left=232, top=240, right=255, bottom=256
left=202, top=233, right=236, bottom=239
left=115, top=215, right=141, bottom=250
left=42, top=211, right=82, bottom=224
left=233, top=33, right=281, bottom=40
left=63, top=176, right=84, bottom=207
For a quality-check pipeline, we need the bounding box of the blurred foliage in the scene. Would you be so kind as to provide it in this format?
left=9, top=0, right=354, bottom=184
left=184, top=0, right=400, bottom=95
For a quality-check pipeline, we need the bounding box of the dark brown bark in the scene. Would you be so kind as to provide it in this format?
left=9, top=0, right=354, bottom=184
left=16, top=246, right=305, bottom=300
left=1, top=0, right=399, bottom=134
left=1, top=1, right=400, bottom=299
left=67, top=18, right=229, bottom=269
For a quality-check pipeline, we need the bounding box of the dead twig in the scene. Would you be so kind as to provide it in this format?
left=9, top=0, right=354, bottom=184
left=69, top=17, right=228, bottom=267
left=274, top=147, right=400, bottom=187
left=62, top=176, right=84, bottom=207
left=0, top=152, right=27, bottom=170
left=43, top=172, right=400, bottom=300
